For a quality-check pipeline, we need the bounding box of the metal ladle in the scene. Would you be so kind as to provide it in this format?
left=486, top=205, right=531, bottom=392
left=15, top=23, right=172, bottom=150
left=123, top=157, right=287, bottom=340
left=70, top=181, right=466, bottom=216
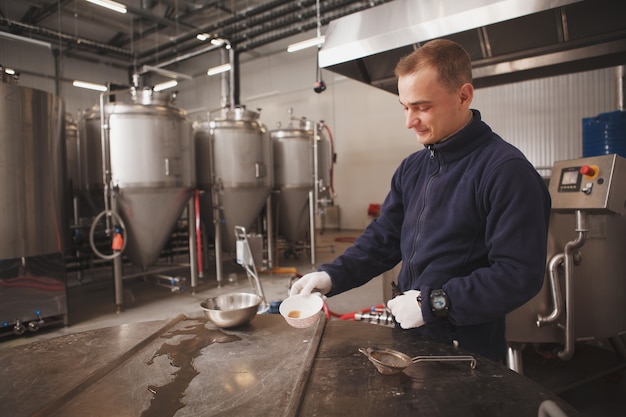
left=359, top=347, right=477, bottom=375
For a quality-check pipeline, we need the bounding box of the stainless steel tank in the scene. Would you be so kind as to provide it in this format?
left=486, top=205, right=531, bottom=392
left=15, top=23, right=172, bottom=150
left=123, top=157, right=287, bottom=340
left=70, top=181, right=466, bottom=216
left=270, top=118, right=331, bottom=243
left=194, top=106, right=272, bottom=252
left=0, top=81, right=67, bottom=333
left=0, top=82, right=67, bottom=258
left=506, top=155, right=626, bottom=356
left=81, top=88, right=194, bottom=268
left=507, top=212, right=626, bottom=344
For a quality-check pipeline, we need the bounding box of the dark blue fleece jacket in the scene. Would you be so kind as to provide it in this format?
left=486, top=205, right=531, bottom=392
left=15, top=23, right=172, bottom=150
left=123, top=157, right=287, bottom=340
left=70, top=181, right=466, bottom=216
left=319, top=109, right=551, bottom=361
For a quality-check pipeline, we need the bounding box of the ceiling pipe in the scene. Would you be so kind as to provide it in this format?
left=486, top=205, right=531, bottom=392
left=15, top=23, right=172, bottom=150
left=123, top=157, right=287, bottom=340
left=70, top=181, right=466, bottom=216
left=137, top=0, right=383, bottom=66
left=0, top=17, right=133, bottom=58
left=1, top=0, right=390, bottom=72
left=135, top=0, right=295, bottom=59
left=238, top=2, right=383, bottom=51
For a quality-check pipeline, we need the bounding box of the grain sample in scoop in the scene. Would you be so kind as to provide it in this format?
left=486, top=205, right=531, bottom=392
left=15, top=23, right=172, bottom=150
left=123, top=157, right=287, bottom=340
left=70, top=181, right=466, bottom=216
left=279, top=293, right=323, bottom=328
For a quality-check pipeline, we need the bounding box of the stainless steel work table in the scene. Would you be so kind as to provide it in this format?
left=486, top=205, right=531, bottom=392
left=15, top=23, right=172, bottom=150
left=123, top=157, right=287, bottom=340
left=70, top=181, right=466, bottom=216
left=0, top=314, right=580, bottom=417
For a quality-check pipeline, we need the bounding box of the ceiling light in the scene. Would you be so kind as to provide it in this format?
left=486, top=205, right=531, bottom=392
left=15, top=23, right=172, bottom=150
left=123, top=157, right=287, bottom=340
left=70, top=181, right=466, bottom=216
left=153, top=80, right=178, bottom=92
left=0, top=31, right=52, bottom=49
left=287, top=35, right=325, bottom=53
left=85, top=0, right=127, bottom=14
left=73, top=80, right=108, bottom=92
left=140, top=65, right=192, bottom=80
left=197, top=33, right=210, bottom=41
left=207, top=63, right=231, bottom=76
left=4, top=68, right=16, bottom=75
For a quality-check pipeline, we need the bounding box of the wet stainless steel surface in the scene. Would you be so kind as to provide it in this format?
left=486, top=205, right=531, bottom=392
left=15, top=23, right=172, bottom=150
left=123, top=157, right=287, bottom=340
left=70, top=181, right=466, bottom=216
left=299, top=321, right=582, bottom=417
left=1, top=314, right=323, bottom=417
left=0, top=315, right=580, bottom=417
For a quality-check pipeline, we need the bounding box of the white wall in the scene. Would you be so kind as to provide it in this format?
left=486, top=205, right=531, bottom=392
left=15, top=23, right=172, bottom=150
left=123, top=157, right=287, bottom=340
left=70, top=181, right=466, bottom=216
left=2, top=37, right=620, bottom=230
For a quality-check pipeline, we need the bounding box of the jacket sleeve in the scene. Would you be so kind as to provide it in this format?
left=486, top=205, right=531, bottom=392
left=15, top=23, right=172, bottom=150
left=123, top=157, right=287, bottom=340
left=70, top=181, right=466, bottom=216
left=319, top=162, right=407, bottom=296
left=434, top=158, right=551, bottom=326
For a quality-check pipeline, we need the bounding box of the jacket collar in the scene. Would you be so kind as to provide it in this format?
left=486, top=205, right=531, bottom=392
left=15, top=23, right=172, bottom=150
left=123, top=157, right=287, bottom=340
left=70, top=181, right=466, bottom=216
left=426, top=109, right=492, bottom=163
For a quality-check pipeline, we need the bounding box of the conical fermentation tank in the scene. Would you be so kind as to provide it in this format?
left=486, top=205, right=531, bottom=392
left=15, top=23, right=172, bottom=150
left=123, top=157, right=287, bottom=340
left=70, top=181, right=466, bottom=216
left=271, top=118, right=332, bottom=243
left=194, top=106, right=272, bottom=252
left=81, top=88, right=195, bottom=268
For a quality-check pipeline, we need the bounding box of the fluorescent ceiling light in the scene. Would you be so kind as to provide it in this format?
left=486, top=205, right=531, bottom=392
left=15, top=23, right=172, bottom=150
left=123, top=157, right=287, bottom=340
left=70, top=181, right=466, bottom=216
left=140, top=65, right=192, bottom=80
left=153, top=80, right=178, bottom=92
left=207, top=63, right=231, bottom=76
left=85, top=0, right=127, bottom=14
left=287, top=35, right=325, bottom=53
left=0, top=31, right=52, bottom=49
left=73, top=80, right=108, bottom=92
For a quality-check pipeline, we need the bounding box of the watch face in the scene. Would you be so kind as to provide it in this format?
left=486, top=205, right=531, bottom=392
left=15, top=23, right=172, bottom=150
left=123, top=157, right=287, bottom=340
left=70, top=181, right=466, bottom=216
left=432, top=295, right=447, bottom=309
left=430, top=289, right=449, bottom=318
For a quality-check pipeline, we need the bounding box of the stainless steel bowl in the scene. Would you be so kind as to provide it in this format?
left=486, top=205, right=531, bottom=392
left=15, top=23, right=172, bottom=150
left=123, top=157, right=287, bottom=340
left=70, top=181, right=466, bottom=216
left=200, top=292, right=262, bottom=328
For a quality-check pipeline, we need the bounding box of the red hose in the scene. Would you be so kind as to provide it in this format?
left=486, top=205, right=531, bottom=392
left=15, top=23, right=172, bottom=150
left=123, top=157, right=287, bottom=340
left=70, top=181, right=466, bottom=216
left=0, top=276, right=65, bottom=291
left=195, top=189, right=203, bottom=275
left=326, top=304, right=386, bottom=321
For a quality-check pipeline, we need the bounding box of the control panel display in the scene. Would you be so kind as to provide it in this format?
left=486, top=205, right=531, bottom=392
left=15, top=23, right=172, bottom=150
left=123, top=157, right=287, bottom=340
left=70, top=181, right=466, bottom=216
left=550, top=154, right=626, bottom=214
left=557, top=166, right=582, bottom=192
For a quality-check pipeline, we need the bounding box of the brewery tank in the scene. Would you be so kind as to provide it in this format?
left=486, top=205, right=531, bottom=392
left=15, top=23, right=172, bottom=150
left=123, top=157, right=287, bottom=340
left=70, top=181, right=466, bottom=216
left=0, top=80, right=67, bottom=332
left=81, top=88, right=194, bottom=268
left=194, top=105, right=272, bottom=252
left=506, top=155, right=626, bottom=364
left=270, top=117, right=331, bottom=243
left=0, top=82, right=67, bottom=258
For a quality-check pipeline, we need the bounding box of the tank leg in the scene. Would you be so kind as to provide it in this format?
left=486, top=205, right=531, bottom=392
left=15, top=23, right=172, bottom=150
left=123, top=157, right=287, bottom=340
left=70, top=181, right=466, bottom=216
left=506, top=343, right=524, bottom=374
left=114, top=254, right=123, bottom=313
left=608, top=335, right=626, bottom=360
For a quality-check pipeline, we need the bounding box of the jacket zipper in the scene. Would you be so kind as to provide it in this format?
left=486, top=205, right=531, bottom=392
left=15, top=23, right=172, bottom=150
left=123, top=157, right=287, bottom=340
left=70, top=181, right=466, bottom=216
left=408, top=145, right=442, bottom=284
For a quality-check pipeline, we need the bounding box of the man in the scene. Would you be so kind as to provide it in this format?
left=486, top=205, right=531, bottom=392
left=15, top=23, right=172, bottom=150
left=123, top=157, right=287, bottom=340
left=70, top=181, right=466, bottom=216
left=290, top=39, right=551, bottom=362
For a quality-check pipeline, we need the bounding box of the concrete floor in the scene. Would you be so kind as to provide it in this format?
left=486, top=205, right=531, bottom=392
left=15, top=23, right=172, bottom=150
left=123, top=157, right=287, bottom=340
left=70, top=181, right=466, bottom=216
left=1, top=229, right=625, bottom=417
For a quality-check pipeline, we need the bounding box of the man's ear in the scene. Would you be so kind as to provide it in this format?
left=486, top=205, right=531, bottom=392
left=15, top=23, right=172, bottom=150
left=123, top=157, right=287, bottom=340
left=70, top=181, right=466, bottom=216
left=459, top=83, right=474, bottom=108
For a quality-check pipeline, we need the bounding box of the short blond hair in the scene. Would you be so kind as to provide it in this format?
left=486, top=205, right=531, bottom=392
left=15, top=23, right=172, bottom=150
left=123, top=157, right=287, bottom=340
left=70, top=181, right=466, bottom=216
left=394, top=39, right=472, bottom=93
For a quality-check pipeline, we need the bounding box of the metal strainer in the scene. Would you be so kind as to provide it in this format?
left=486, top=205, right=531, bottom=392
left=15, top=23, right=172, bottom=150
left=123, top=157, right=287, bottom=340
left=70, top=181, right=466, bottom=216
left=359, top=347, right=477, bottom=375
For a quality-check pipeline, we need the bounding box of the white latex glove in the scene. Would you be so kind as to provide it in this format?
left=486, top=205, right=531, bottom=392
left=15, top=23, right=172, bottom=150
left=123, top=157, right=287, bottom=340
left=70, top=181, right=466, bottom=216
left=387, top=290, right=425, bottom=329
left=289, top=271, right=332, bottom=296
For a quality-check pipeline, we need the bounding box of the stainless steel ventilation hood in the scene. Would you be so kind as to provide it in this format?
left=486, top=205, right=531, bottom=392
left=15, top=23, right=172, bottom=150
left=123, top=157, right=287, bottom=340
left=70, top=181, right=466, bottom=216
left=319, top=0, right=626, bottom=93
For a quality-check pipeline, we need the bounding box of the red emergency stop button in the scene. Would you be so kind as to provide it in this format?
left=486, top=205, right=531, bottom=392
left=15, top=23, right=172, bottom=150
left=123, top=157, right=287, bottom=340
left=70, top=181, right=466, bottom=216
left=580, top=165, right=598, bottom=178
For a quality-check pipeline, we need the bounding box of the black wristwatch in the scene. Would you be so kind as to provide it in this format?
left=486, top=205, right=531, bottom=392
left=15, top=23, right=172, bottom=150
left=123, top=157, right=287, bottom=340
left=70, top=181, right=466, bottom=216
left=429, top=289, right=450, bottom=318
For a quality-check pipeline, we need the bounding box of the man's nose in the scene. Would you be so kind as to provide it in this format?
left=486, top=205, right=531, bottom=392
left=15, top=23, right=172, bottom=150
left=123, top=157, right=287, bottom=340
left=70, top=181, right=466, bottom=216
left=406, top=111, right=418, bottom=129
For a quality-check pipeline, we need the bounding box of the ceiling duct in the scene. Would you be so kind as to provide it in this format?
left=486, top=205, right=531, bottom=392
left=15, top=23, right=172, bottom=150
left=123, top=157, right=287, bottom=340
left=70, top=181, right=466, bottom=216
left=319, top=0, right=626, bottom=93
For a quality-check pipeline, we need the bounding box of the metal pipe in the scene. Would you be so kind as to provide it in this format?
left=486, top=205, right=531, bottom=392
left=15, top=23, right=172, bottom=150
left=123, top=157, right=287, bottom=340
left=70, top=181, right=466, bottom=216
left=98, top=92, right=112, bottom=232
left=265, top=194, right=274, bottom=269
left=310, top=123, right=321, bottom=264
left=112, top=197, right=124, bottom=313
left=309, top=190, right=316, bottom=265
left=557, top=209, right=588, bottom=361
left=150, top=43, right=221, bottom=71
left=617, top=65, right=625, bottom=111
left=208, top=124, right=223, bottom=286
left=537, top=253, right=565, bottom=326
left=229, top=45, right=236, bottom=107
left=119, top=265, right=192, bottom=280
left=538, top=400, right=569, bottom=417
left=506, top=344, right=524, bottom=374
